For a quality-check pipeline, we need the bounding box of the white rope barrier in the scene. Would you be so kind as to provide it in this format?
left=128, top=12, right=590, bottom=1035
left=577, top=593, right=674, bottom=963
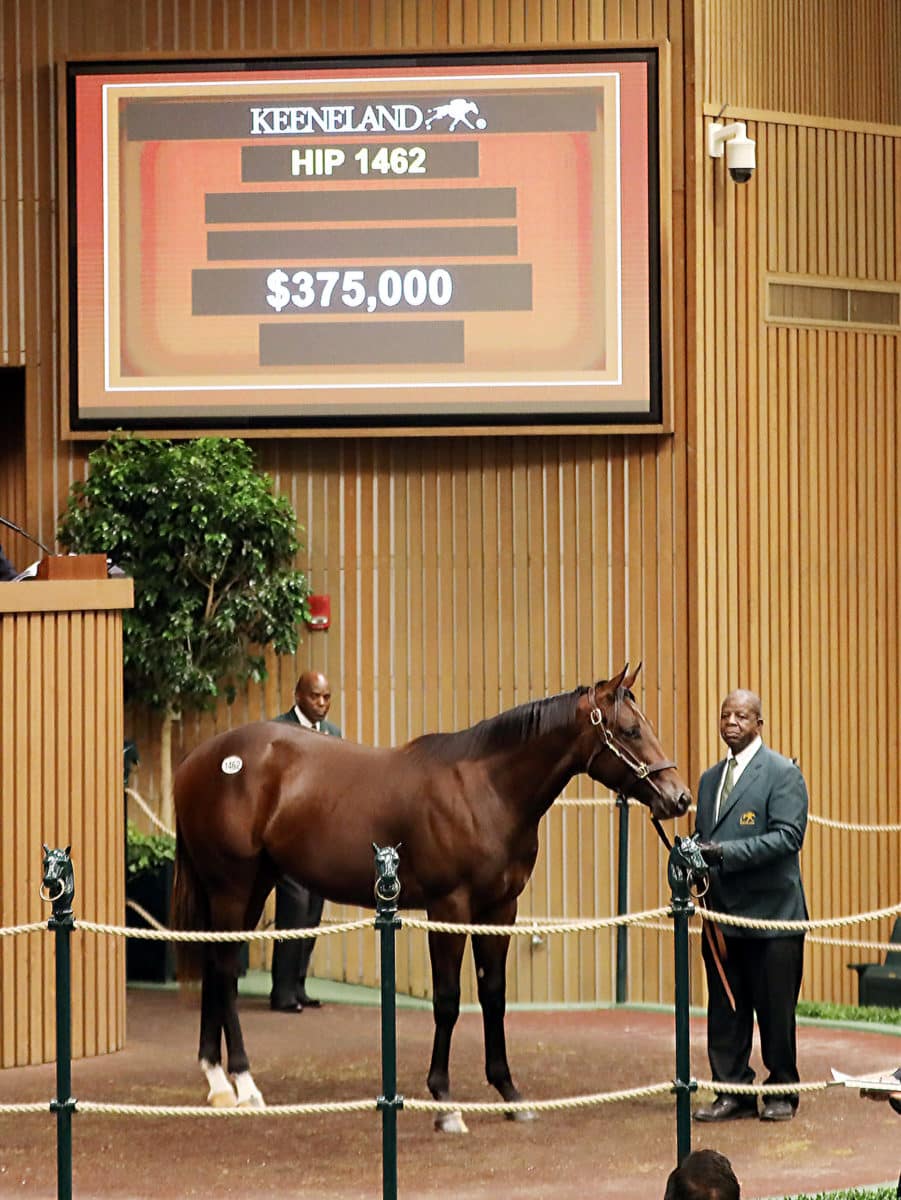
left=0, top=1077, right=850, bottom=1121
left=695, top=899, right=901, bottom=935
left=695, top=1080, right=831, bottom=1097
left=126, top=788, right=175, bottom=838
left=626, top=918, right=901, bottom=954
left=401, top=907, right=673, bottom=936
left=554, top=794, right=901, bottom=833
left=808, top=813, right=901, bottom=833
left=126, top=785, right=901, bottom=837
left=76, top=1098, right=377, bottom=1117
left=76, top=918, right=372, bottom=941
left=12, top=897, right=898, bottom=944
left=0, top=921, right=46, bottom=938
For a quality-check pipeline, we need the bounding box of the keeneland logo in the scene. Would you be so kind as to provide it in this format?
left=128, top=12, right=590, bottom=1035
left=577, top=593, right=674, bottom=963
left=248, top=98, right=487, bottom=136
left=424, top=99, right=487, bottom=131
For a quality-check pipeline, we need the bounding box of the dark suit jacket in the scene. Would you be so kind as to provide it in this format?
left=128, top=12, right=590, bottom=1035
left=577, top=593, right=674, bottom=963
left=695, top=744, right=808, bottom=936
left=274, top=708, right=342, bottom=738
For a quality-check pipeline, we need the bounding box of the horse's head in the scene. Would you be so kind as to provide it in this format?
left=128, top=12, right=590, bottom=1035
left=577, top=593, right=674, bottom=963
left=41, top=844, right=75, bottom=913
left=583, top=664, right=691, bottom=820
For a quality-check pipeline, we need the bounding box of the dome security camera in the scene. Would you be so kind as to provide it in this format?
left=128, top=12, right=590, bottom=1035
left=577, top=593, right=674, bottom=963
left=707, top=121, right=756, bottom=184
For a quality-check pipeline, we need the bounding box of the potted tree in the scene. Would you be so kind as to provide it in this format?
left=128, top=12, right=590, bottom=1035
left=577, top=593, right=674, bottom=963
left=58, top=435, right=309, bottom=827
left=125, top=822, right=177, bottom=982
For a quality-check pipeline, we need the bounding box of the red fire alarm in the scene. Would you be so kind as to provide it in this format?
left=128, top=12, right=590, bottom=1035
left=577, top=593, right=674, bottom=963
left=305, top=594, right=331, bottom=631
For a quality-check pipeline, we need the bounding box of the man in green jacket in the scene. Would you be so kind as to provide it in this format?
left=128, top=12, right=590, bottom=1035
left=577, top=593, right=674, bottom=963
left=269, top=669, right=341, bottom=1012
left=692, top=689, right=808, bottom=1124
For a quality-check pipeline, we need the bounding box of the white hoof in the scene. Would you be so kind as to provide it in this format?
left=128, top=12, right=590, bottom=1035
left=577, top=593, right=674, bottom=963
left=505, top=1107, right=538, bottom=1122
left=233, top=1070, right=266, bottom=1108
left=201, top=1060, right=237, bottom=1108
left=434, top=1109, right=469, bottom=1134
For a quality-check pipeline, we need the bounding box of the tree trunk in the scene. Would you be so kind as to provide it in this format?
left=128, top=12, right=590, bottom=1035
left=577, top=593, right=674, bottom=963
left=160, top=707, right=175, bottom=831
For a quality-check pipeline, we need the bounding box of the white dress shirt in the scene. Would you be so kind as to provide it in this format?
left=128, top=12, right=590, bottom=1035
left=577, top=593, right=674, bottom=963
left=293, top=705, right=319, bottom=731
left=715, top=735, right=762, bottom=821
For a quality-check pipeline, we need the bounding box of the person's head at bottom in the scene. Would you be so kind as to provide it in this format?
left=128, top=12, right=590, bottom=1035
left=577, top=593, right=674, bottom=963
left=664, top=1149, right=740, bottom=1200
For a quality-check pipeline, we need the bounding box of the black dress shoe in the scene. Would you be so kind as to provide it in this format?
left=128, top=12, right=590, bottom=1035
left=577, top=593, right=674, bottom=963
left=693, top=1096, right=758, bottom=1122
left=297, top=992, right=322, bottom=1009
left=269, top=1001, right=303, bottom=1013
left=760, top=1099, right=795, bottom=1121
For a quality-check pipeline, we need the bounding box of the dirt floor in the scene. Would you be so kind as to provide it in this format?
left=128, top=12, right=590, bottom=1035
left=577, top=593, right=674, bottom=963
left=0, top=984, right=899, bottom=1200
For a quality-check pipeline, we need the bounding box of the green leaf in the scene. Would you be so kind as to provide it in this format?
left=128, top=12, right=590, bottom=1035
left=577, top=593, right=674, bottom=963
left=125, top=822, right=175, bottom=879
left=58, top=435, right=309, bottom=715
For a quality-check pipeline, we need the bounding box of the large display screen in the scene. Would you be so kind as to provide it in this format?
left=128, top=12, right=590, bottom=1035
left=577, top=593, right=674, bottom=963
left=63, top=51, right=665, bottom=435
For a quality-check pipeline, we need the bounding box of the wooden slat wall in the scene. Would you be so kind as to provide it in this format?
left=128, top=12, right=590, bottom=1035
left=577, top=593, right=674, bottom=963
left=0, top=590, right=127, bottom=1066
left=4, top=0, right=899, bottom=1016
left=2, top=0, right=694, bottom=1010
left=695, top=113, right=901, bottom=1003
left=705, top=0, right=901, bottom=126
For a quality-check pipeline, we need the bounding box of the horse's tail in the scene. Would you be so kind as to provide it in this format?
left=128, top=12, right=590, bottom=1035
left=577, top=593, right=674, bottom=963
left=170, top=823, right=210, bottom=981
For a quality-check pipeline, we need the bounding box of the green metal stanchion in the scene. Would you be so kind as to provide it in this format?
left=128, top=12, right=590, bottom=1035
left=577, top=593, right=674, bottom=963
left=615, top=792, right=630, bottom=1003
left=42, top=846, right=76, bottom=1200
left=373, top=843, right=403, bottom=1200
left=667, top=834, right=707, bottom=1165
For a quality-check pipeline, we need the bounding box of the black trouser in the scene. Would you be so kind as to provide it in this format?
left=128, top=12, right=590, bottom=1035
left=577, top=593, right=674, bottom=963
left=701, top=932, right=805, bottom=1108
left=270, top=875, right=325, bottom=1007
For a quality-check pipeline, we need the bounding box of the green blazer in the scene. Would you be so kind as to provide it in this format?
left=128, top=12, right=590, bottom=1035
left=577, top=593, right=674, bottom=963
left=695, top=744, right=808, bottom=936
left=274, top=708, right=342, bottom=738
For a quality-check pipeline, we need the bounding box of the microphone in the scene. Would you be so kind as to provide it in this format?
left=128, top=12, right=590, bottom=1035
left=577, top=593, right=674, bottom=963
left=0, top=515, right=54, bottom=557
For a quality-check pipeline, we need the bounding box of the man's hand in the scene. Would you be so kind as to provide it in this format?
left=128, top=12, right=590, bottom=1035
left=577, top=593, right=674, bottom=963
left=696, top=841, right=724, bottom=867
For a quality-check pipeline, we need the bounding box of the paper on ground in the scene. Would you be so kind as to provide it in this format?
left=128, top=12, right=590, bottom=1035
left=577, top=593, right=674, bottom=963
left=830, top=1067, right=901, bottom=1091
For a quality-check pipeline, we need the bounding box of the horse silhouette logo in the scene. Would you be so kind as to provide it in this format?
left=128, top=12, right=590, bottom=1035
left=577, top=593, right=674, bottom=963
left=424, top=98, right=487, bottom=132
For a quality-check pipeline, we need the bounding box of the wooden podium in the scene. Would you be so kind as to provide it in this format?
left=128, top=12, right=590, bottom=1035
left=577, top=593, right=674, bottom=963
left=0, top=574, right=134, bottom=1066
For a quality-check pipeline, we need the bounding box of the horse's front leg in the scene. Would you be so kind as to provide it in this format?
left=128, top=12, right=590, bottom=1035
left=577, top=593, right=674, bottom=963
left=426, top=927, right=468, bottom=1133
left=472, top=907, right=537, bottom=1122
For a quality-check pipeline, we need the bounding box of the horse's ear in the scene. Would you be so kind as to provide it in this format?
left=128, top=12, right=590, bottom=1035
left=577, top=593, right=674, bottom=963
left=64, top=846, right=71, bottom=857
left=394, top=842, right=403, bottom=853
left=601, top=663, right=630, bottom=696
left=42, top=843, right=49, bottom=856
left=623, top=661, right=642, bottom=691
left=371, top=841, right=379, bottom=853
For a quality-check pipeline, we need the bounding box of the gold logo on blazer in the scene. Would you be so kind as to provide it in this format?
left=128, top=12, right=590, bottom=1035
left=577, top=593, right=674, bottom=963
left=739, top=811, right=756, bottom=826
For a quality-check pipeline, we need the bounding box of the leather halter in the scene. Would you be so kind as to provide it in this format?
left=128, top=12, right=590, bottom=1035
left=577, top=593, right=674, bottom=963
left=585, top=693, right=677, bottom=801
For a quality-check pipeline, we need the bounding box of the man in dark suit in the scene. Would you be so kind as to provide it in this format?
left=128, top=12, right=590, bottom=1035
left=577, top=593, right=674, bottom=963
left=269, top=669, right=341, bottom=1012
left=692, top=689, right=808, bottom=1123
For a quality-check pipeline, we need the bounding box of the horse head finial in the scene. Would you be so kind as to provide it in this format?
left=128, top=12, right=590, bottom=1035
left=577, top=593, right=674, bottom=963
left=41, top=844, right=75, bottom=918
left=372, top=841, right=402, bottom=903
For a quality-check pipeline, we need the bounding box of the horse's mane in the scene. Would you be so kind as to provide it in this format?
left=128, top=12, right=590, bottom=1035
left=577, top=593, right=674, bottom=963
left=405, top=687, right=591, bottom=764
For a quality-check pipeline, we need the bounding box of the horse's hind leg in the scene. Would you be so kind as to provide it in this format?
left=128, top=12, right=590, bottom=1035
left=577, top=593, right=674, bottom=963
left=472, top=923, right=537, bottom=1122
left=200, top=873, right=273, bottom=1108
left=221, top=960, right=265, bottom=1108
left=426, top=929, right=469, bottom=1133
left=199, top=955, right=237, bottom=1107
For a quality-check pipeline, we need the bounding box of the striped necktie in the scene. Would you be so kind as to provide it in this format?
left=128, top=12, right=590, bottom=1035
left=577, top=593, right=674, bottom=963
left=716, top=756, right=736, bottom=821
